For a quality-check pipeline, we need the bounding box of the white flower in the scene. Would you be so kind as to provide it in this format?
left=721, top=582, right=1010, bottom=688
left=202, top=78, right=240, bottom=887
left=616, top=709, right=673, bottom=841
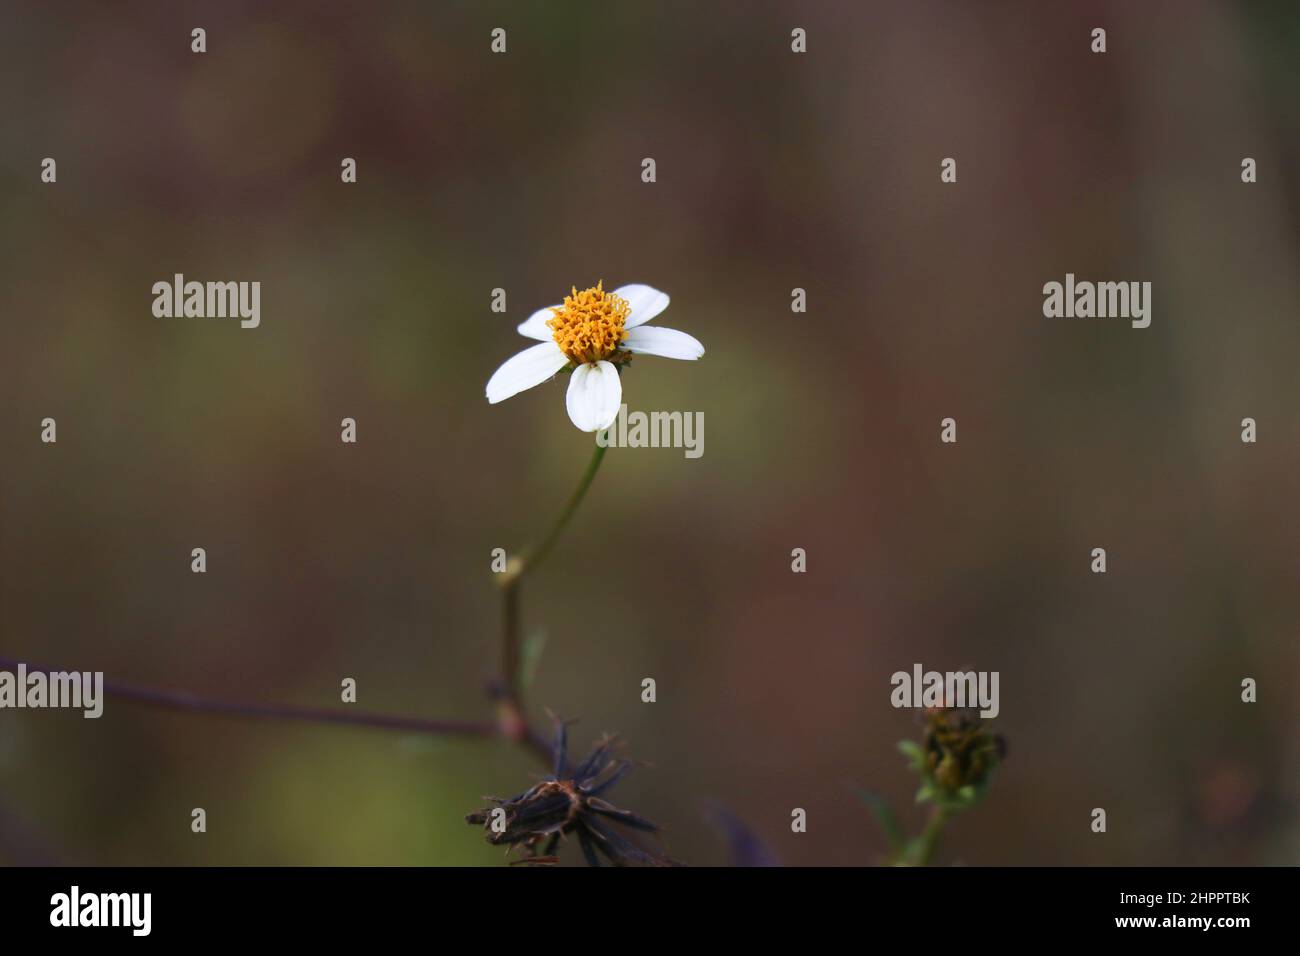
left=485, top=282, right=704, bottom=432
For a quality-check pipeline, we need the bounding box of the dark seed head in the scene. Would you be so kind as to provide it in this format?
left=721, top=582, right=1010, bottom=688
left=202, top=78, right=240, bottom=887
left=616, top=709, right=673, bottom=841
left=921, top=706, right=1005, bottom=796
left=466, top=717, right=671, bottom=866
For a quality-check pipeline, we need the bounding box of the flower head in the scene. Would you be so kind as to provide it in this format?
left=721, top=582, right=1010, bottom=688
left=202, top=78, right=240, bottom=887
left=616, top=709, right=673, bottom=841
left=546, top=282, right=632, bottom=365
left=485, top=283, right=703, bottom=432
left=915, top=707, right=1003, bottom=806
left=465, top=718, right=670, bottom=866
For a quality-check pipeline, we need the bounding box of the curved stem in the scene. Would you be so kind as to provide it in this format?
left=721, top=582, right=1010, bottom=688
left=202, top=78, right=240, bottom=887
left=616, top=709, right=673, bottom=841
left=525, top=441, right=608, bottom=574
left=496, top=440, right=607, bottom=760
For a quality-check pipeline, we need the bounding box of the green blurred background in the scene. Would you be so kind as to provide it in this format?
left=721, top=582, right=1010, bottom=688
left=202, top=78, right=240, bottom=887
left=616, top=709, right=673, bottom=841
left=1, top=0, right=1297, bottom=865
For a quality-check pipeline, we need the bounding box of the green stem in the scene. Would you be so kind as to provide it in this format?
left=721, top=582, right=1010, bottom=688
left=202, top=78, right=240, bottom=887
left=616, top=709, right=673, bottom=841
left=524, top=441, right=608, bottom=574
left=910, top=805, right=954, bottom=866
left=497, top=440, right=608, bottom=760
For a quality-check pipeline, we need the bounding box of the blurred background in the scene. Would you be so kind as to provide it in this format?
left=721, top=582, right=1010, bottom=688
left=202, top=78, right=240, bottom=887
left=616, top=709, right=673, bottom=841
left=1, top=0, right=1297, bottom=866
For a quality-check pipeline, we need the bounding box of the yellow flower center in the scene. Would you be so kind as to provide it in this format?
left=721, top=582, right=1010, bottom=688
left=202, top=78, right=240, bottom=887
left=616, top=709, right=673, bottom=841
left=547, top=281, right=631, bottom=365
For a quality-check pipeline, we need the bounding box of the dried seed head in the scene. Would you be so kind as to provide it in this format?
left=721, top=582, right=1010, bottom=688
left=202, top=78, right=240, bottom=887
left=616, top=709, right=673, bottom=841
left=466, top=717, right=671, bottom=866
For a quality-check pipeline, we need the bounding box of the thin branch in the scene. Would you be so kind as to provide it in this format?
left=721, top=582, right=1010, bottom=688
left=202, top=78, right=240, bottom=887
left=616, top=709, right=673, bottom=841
left=0, top=445, right=606, bottom=771
left=494, top=440, right=608, bottom=767
left=0, top=657, right=497, bottom=738
left=500, top=570, right=523, bottom=709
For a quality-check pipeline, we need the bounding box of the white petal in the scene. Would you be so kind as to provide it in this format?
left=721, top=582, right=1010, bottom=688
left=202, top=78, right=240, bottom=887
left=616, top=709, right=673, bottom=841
left=486, top=341, right=568, bottom=404
left=613, top=284, right=670, bottom=329
left=565, top=361, right=623, bottom=432
left=516, top=305, right=560, bottom=341
left=623, top=325, right=705, bottom=360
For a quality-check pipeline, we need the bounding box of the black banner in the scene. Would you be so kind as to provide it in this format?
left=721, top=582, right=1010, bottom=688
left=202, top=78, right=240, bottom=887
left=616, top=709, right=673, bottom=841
left=0, top=866, right=1282, bottom=942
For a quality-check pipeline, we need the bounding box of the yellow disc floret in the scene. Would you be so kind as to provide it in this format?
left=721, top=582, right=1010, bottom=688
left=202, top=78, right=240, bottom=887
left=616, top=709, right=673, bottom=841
left=547, top=281, right=631, bottom=365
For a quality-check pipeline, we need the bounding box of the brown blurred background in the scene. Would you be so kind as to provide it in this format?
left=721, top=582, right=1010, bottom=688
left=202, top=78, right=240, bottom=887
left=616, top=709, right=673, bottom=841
left=1, top=0, right=1297, bottom=865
